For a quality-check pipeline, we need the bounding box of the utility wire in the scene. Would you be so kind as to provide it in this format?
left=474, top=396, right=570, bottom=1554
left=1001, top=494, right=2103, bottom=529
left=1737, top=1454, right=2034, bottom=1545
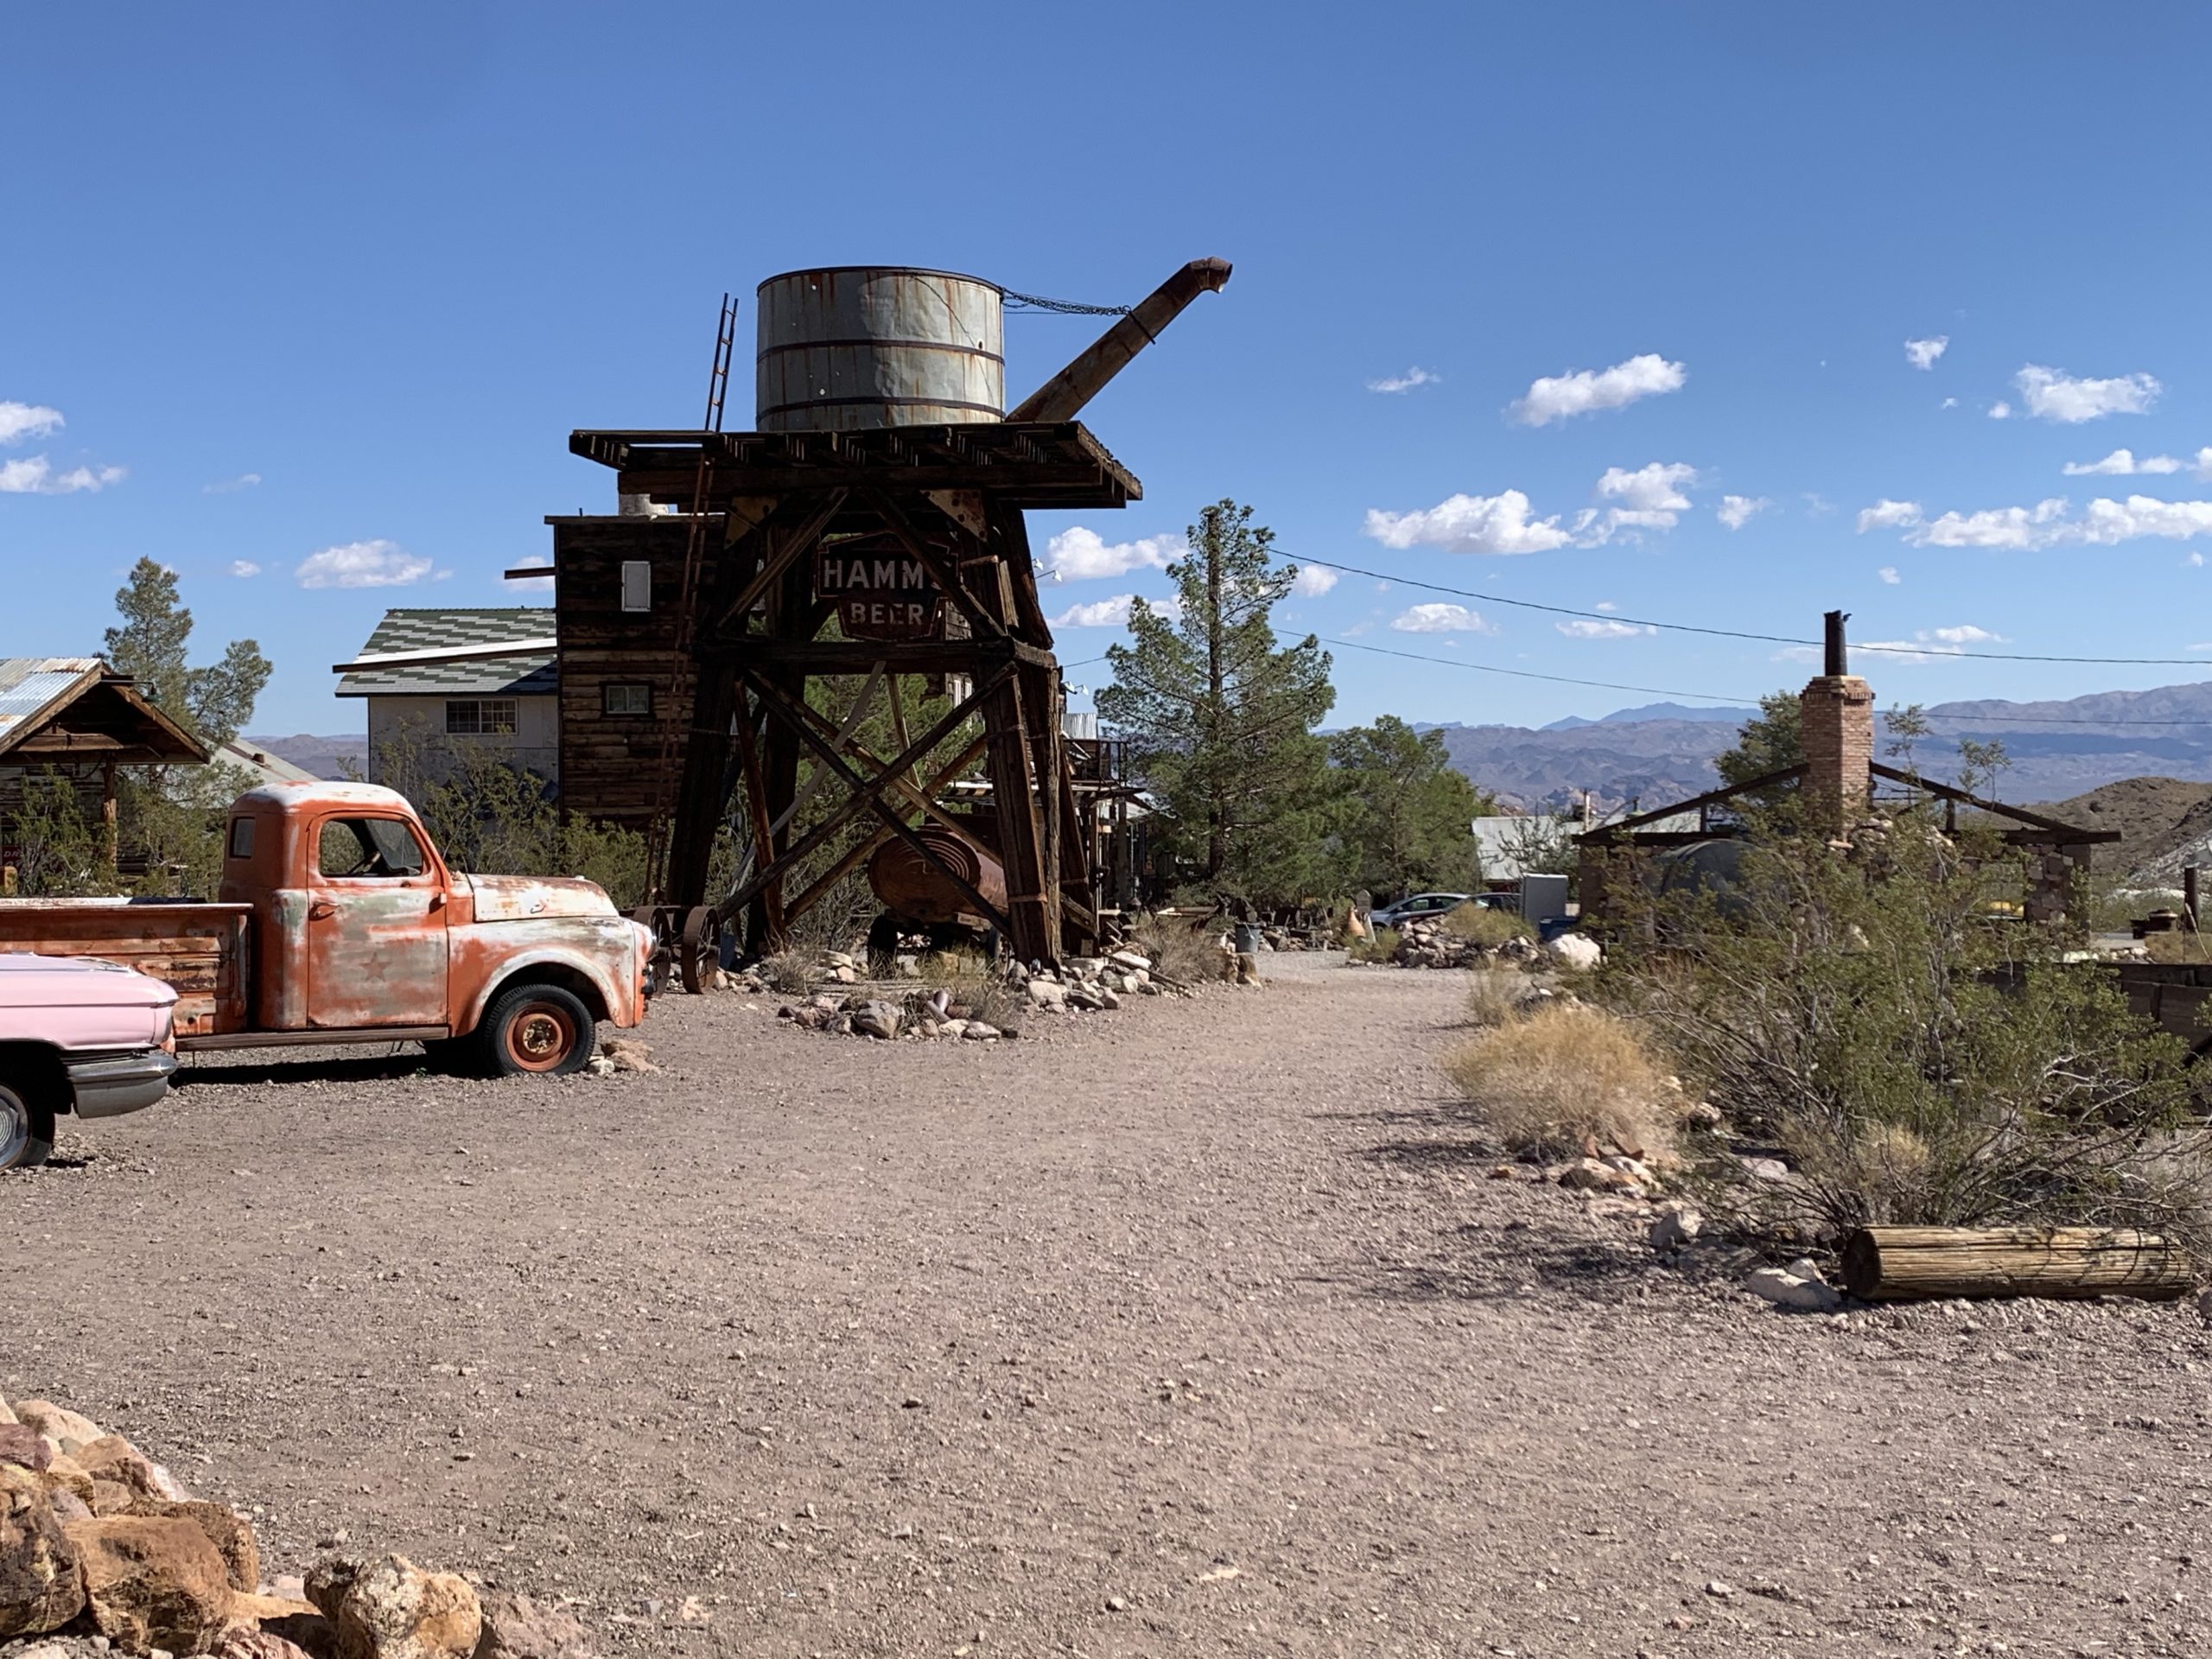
left=1273, top=550, right=2212, bottom=667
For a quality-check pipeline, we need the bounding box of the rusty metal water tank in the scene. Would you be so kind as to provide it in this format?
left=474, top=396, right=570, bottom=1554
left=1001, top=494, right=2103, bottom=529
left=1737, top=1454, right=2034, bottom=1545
left=755, top=267, right=1004, bottom=431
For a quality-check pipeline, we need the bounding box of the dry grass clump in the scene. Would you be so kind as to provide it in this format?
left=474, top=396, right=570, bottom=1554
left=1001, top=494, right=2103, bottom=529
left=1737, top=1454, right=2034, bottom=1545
left=918, top=950, right=1022, bottom=1033
left=1446, top=1002, right=1677, bottom=1158
left=1133, top=915, right=1225, bottom=986
left=2144, top=928, right=2212, bottom=964
left=1438, top=901, right=1535, bottom=947
left=1347, top=925, right=1402, bottom=964
left=1465, top=968, right=1535, bottom=1028
left=759, top=953, right=815, bottom=996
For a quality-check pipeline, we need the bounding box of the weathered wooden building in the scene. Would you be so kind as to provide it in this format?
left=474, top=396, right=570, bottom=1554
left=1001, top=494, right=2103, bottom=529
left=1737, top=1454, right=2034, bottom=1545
left=0, top=657, right=208, bottom=874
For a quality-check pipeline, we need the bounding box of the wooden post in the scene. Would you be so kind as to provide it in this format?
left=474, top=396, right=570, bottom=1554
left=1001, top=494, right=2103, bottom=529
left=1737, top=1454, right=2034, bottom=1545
left=2187, top=865, right=2200, bottom=935
left=1840, top=1225, right=2192, bottom=1302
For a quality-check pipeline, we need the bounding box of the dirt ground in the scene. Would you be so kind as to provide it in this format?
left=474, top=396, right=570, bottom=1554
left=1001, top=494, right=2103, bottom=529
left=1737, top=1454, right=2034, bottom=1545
left=10, top=953, right=2212, bottom=1657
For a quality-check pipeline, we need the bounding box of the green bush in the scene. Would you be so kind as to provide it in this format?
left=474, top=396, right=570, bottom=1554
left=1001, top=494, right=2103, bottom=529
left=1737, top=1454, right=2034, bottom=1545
left=1605, top=814, right=2212, bottom=1249
left=1348, top=925, right=1402, bottom=963
left=1438, top=901, right=1535, bottom=947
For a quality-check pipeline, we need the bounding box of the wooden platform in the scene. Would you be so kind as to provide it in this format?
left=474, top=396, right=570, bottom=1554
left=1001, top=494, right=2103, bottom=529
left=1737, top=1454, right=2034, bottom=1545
left=570, top=422, right=1141, bottom=511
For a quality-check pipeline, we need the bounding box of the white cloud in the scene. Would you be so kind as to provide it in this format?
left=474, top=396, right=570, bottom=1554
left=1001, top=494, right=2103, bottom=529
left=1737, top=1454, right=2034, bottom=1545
left=1042, top=525, right=1182, bottom=581
left=1907, top=499, right=2069, bottom=549
left=1597, top=461, right=1696, bottom=513
left=1856, top=499, right=1924, bottom=532
left=2063, top=448, right=2184, bottom=476
left=1508, top=353, right=1685, bottom=427
left=1593, top=601, right=1618, bottom=612
left=295, top=539, right=434, bottom=588
left=2075, top=494, right=2212, bottom=544
left=1363, top=489, right=1572, bottom=556
left=0, top=457, right=125, bottom=494
left=1717, top=493, right=1771, bottom=531
left=1878, top=565, right=1901, bottom=584
left=508, top=554, right=553, bottom=591
left=203, top=473, right=263, bottom=493
left=0, top=402, right=64, bottom=445
left=1367, top=366, right=1439, bottom=394
left=2191, top=552, right=2206, bottom=569
left=1904, top=336, right=1949, bottom=371
left=1987, top=401, right=2012, bottom=420
left=1291, top=564, right=1338, bottom=597
left=1858, top=624, right=2008, bottom=664
left=1771, top=645, right=1821, bottom=665
left=1940, top=396, right=1959, bottom=410
left=1051, top=594, right=1136, bottom=628
left=229, top=560, right=261, bottom=578
left=2014, top=363, right=2160, bottom=423
left=1390, top=602, right=1494, bottom=635
left=1555, top=618, right=1653, bottom=639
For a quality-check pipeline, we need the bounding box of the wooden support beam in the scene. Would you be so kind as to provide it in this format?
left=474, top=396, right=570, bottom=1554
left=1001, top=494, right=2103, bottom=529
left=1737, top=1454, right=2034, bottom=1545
left=779, top=734, right=988, bottom=926
left=983, top=666, right=1058, bottom=964
left=713, top=489, right=848, bottom=633
left=857, top=487, right=1010, bottom=644
left=1840, top=1225, right=2192, bottom=1302
left=743, top=670, right=1015, bottom=938
left=728, top=688, right=785, bottom=944
left=721, top=664, right=1014, bottom=925
left=663, top=653, right=739, bottom=908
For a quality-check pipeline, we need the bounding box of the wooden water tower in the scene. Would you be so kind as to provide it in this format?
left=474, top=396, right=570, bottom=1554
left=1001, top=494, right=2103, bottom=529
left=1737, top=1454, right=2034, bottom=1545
left=545, top=259, right=1230, bottom=980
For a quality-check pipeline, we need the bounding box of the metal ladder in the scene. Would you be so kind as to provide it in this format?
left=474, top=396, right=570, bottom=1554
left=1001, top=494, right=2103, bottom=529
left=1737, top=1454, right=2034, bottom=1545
left=639, top=293, right=737, bottom=903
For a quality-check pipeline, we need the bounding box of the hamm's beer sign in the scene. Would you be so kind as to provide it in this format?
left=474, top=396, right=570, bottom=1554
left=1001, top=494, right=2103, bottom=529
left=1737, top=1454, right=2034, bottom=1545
left=815, top=536, right=945, bottom=641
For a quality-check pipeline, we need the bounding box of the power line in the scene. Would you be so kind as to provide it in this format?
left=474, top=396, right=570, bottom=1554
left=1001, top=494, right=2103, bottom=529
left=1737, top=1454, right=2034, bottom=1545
left=1274, top=550, right=2212, bottom=668
left=1280, top=629, right=1759, bottom=704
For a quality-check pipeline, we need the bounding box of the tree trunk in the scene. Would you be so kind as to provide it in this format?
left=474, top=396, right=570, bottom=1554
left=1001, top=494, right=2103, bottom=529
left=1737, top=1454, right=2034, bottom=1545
left=1840, top=1225, right=2192, bottom=1302
left=1205, top=531, right=1225, bottom=881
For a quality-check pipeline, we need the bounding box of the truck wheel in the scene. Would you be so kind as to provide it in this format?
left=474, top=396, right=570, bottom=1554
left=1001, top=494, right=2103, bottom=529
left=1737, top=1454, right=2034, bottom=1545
left=0, top=1082, right=54, bottom=1171
left=479, top=983, right=596, bottom=1077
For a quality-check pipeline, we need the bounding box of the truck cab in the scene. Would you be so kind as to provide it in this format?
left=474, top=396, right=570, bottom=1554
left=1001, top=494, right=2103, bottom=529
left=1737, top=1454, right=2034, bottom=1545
left=0, top=783, right=653, bottom=1078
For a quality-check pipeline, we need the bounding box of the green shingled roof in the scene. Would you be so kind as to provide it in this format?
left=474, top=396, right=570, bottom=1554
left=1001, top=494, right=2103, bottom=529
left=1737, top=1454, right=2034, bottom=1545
left=337, top=608, right=556, bottom=696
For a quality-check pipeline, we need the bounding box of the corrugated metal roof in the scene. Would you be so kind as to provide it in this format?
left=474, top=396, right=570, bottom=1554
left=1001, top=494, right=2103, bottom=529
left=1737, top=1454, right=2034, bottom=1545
left=0, top=658, right=100, bottom=739
left=336, top=609, right=556, bottom=696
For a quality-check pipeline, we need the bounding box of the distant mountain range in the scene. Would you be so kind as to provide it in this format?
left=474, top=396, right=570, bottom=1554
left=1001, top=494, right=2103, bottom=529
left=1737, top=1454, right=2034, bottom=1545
left=1426, top=679, right=2212, bottom=814
left=241, top=734, right=366, bottom=779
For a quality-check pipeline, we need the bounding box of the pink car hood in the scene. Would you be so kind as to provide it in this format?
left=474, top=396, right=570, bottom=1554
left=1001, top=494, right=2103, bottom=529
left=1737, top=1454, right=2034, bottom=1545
left=0, top=953, right=177, bottom=1049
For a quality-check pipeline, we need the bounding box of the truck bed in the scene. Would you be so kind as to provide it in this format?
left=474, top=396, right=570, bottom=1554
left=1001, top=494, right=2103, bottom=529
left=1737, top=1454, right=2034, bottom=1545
left=0, top=899, right=251, bottom=1039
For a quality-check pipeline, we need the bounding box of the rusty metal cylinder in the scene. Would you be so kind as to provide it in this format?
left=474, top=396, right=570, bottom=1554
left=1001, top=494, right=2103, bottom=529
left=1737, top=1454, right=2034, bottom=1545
left=867, top=828, right=1007, bottom=926
left=755, top=268, right=1004, bottom=431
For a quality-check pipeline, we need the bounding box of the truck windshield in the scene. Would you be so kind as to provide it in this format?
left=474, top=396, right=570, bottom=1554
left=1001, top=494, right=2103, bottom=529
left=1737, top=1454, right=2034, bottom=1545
left=317, top=817, right=428, bottom=880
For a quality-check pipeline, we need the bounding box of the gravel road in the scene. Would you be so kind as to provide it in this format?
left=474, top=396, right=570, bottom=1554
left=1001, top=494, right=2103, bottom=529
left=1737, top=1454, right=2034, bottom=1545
left=9, top=954, right=2212, bottom=1657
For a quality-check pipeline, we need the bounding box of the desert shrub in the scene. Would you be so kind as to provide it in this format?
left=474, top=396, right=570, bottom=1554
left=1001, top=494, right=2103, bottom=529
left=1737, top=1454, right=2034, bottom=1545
left=1438, top=901, right=1535, bottom=947
left=1133, top=913, right=1225, bottom=986
left=5, top=769, right=113, bottom=897
left=1465, top=968, right=1535, bottom=1027
left=1347, top=925, right=1402, bottom=964
left=918, top=950, right=1021, bottom=1033
left=1446, top=1002, right=1675, bottom=1158
left=1607, top=813, right=2212, bottom=1248
left=2144, top=928, right=2212, bottom=965
left=760, top=954, right=815, bottom=996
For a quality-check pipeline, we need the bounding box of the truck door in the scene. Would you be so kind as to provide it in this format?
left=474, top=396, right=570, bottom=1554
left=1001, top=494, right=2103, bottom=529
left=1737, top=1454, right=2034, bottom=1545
left=306, top=815, right=450, bottom=1029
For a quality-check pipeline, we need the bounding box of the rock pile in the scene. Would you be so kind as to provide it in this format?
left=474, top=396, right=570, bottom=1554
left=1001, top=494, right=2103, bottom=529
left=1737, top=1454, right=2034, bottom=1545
left=777, top=950, right=1189, bottom=1042
left=0, top=1395, right=590, bottom=1658
left=1382, top=920, right=1543, bottom=970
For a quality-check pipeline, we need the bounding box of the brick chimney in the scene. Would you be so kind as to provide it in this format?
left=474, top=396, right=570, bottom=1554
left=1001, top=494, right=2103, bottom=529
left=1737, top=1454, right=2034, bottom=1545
left=1799, top=609, right=1875, bottom=837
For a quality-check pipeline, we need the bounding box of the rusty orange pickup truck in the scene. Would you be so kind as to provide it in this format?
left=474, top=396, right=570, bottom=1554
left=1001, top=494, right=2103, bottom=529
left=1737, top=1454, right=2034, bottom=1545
left=0, top=781, right=652, bottom=1077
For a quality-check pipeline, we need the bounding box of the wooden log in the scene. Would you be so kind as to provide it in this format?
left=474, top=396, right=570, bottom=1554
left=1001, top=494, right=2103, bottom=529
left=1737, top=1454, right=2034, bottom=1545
left=1840, top=1225, right=2194, bottom=1302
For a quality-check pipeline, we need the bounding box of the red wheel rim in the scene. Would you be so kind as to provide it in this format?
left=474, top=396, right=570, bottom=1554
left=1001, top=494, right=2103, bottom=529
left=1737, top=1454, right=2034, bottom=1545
left=505, top=1002, right=577, bottom=1072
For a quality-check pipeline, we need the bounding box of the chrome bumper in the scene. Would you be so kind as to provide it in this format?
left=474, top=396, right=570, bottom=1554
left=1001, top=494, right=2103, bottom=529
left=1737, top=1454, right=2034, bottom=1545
left=67, top=1050, right=179, bottom=1119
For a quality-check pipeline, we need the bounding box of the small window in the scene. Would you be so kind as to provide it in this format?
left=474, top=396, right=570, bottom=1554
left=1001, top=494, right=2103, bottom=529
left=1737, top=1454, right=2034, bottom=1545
left=446, top=699, right=518, bottom=736
left=316, top=817, right=428, bottom=880
left=226, top=817, right=255, bottom=860
left=601, top=682, right=652, bottom=717
left=620, top=560, right=652, bottom=613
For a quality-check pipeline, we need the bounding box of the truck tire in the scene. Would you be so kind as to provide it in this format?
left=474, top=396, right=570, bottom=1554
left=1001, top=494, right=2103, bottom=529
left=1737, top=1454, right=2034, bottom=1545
left=0, top=1080, right=55, bottom=1171
left=477, top=982, right=596, bottom=1078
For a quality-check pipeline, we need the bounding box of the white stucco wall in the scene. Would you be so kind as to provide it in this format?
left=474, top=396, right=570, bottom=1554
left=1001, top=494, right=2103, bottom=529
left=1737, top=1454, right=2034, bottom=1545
left=363, top=694, right=560, bottom=788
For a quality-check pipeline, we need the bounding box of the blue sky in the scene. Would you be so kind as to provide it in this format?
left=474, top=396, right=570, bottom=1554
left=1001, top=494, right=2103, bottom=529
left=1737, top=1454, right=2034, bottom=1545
left=10, top=3, right=2212, bottom=734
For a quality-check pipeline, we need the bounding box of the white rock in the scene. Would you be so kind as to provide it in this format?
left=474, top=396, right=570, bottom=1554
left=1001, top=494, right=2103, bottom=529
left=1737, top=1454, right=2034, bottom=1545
left=1738, top=1155, right=1790, bottom=1182
left=1109, top=950, right=1152, bottom=973
left=1547, top=933, right=1602, bottom=970
left=962, top=1022, right=1001, bottom=1041
left=1744, top=1266, right=1841, bottom=1313
left=1027, top=979, right=1069, bottom=1010
left=1649, top=1205, right=1702, bottom=1249
left=939, top=1019, right=968, bottom=1038
left=586, top=1055, right=616, bottom=1077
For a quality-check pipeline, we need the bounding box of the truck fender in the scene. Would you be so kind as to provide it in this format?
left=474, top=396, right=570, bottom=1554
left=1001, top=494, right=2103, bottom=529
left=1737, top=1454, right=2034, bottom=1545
left=459, top=947, right=637, bottom=1036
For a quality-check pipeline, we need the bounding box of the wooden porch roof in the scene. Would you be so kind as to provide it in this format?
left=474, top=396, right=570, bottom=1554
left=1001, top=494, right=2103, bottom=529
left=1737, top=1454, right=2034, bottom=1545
left=0, top=658, right=209, bottom=766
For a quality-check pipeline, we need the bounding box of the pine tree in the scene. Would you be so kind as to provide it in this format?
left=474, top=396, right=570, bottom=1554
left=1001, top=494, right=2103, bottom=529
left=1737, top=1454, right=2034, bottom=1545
left=103, top=557, right=272, bottom=749
left=1097, top=501, right=1336, bottom=906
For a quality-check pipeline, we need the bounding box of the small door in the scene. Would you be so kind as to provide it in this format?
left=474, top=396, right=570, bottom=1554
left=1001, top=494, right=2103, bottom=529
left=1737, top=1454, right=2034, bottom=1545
left=305, top=815, right=449, bottom=1029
